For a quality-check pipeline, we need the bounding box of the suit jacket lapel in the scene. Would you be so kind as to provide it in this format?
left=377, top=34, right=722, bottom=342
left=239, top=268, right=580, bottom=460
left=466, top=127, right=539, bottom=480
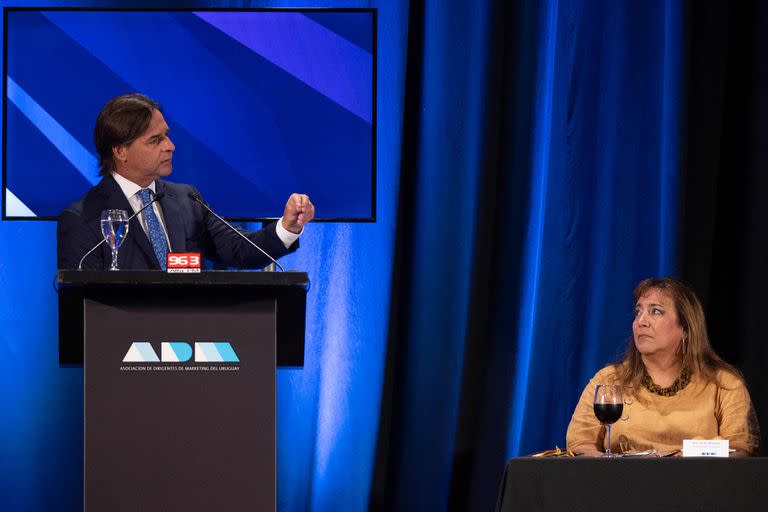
left=100, top=174, right=160, bottom=268
left=157, top=180, right=186, bottom=253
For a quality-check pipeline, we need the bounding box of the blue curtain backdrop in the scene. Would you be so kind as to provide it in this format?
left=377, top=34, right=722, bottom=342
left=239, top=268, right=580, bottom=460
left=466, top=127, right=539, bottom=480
left=372, top=0, right=681, bottom=509
left=1, top=0, right=689, bottom=511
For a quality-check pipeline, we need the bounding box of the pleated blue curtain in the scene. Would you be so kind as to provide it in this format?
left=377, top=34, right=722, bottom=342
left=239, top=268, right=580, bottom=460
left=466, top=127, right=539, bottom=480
left=504, top=0, right=682, bottom=458
left=380, top=0, right=683, bottom=509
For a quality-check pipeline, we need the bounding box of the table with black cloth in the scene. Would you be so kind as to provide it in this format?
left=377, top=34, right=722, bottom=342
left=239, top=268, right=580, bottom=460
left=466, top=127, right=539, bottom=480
left=495, top=457, right=768, bottom=512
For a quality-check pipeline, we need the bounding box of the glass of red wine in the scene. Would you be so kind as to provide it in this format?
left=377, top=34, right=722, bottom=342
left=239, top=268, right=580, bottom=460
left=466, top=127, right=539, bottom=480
left=594, top=384, right=623, bottom=457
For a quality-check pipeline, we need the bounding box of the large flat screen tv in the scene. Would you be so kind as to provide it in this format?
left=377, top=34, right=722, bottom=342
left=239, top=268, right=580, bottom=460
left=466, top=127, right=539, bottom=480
left=3, top=8, right=376, bottom=221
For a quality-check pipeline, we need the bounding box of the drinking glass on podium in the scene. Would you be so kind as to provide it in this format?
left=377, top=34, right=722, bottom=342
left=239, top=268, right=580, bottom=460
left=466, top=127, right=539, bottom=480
left=100, top=209, right=130, bottom=271
left=594, top=384, right=623, bottom=457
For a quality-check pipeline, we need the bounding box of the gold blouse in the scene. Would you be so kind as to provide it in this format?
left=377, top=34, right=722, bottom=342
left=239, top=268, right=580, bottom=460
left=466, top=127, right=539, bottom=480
left=566, top=366, right=760, bottom=455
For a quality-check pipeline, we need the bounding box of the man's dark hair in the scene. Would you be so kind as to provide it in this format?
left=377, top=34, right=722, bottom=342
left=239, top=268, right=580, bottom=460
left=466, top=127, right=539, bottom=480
left=94, top=93, right=161, bottom=176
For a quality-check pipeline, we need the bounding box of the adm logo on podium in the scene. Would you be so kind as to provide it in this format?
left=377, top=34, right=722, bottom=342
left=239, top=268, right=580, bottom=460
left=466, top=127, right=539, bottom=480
left=122, top=342, right=240, bottom=363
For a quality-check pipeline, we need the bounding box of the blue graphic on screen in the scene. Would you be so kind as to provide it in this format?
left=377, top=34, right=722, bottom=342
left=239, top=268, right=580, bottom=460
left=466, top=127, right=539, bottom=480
left=4, top=10, right=375, bottom=220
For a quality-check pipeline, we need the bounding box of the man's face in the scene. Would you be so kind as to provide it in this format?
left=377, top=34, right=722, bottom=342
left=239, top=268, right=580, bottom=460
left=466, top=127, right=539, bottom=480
left=114, top=109, right=175, bottom=186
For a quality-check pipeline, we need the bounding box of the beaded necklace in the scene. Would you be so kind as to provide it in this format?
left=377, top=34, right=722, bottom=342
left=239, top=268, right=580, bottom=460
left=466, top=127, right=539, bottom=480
left=641, top=366, right=692, bottom=397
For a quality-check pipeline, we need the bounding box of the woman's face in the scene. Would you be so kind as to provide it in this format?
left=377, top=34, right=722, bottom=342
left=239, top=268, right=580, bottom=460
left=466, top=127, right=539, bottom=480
left=632, top=289, right=685, bottom=359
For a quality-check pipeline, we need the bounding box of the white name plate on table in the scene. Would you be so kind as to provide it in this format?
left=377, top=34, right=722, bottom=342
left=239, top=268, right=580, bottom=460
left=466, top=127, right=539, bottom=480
left=682, top=439, right=729, bottom=457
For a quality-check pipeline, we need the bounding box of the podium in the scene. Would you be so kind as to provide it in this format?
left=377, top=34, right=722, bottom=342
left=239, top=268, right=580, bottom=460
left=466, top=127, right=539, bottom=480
left=57, top=270, right=308, bottom=511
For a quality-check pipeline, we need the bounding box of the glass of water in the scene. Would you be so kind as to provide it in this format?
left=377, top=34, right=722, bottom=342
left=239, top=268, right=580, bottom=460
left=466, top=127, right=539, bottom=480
left=100, top=209, right=130, bottom=270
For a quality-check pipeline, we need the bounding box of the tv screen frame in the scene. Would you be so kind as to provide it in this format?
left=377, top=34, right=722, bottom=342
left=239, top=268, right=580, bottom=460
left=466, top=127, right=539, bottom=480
left=2, top=7, right=377, bottom=222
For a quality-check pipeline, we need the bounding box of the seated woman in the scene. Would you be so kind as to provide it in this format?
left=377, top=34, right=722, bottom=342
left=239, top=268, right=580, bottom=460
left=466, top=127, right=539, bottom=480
left=566, top=277, right=760, bottom=456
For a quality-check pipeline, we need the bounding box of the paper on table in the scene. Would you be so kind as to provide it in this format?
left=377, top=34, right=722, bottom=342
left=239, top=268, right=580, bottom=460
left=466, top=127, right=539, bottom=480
left=682, top=439, right=729, bottom=457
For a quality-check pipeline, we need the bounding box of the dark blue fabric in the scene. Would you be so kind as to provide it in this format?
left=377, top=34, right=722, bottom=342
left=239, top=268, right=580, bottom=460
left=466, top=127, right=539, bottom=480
left=378, top=0, right=682, bottom=509
left=57, top=175, right=297, bottom=270
left=504, top=0, right=682, bottom=457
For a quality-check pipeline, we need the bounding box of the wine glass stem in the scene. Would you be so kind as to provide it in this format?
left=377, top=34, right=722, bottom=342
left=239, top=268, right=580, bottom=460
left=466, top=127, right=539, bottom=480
left=111, top=247, right=118, bottom=271
left=606, top=424, right=612, bottom=455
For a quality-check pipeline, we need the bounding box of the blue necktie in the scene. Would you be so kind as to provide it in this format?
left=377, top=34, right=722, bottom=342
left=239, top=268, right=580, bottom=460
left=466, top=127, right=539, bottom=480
left=137, top=188, right=169, bottom=270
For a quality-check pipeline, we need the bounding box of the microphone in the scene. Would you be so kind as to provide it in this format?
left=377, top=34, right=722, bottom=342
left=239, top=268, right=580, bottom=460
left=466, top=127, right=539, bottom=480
left=77, top=191, right=166, bottom=270
left=187, top=190, right=285, bottom=272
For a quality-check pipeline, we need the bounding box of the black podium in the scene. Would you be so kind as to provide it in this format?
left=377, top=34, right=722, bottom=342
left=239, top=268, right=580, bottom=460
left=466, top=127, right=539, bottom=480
left=57, top=270, right=308, bottom=512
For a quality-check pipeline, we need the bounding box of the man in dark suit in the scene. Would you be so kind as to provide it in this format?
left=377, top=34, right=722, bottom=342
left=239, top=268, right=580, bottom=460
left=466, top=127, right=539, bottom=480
left=57, top=93, right=315, bottom=270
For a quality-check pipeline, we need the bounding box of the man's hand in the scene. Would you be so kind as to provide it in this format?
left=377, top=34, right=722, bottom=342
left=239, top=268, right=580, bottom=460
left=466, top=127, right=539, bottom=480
left=281, top=193, right=315, bottom=234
